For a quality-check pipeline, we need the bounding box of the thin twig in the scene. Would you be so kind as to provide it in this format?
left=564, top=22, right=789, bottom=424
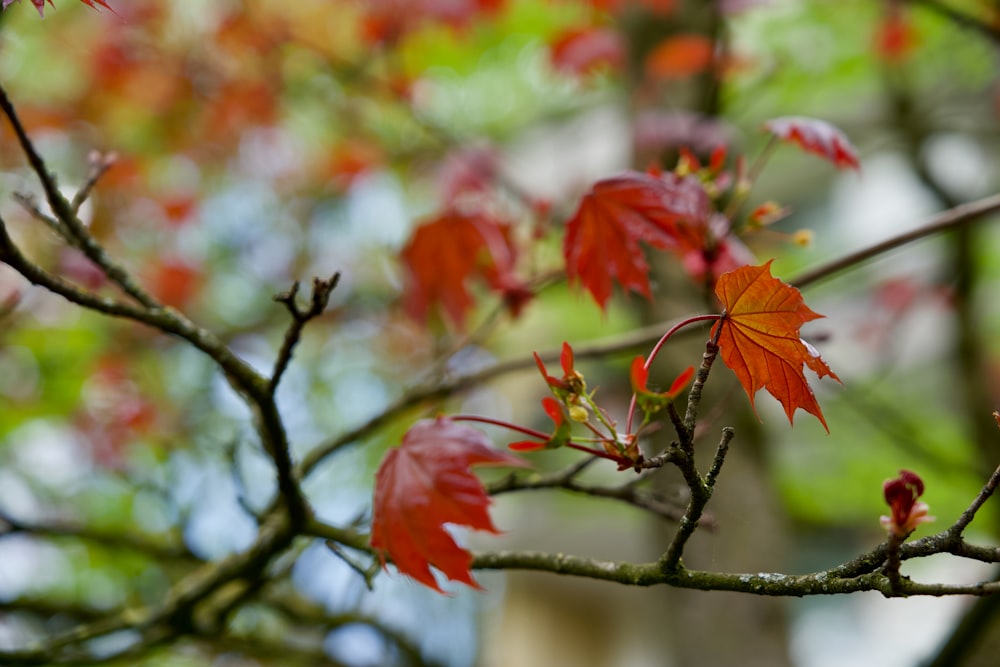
left=949, top=462, right=1000, bottom=537
left=13, top=192, right=68, bottom=237
left=1, top=207, right=309, bottom=529
left=270, top=273, right=340, bottom=394
left=72, top=151, right=117, bottom=213
left=0, top=511, right=195, bottom=562
left=324, top=540, right=378, bottom=590
left=659, top=427, right=736, bottom=571
left=0, top=83, right=161, bottom=309
left=705, top=426, right=733, bottom=489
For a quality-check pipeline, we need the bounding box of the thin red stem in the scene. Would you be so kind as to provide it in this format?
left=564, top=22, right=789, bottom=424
left=644, top=314, right=721, bottom=371
left=564, top=442, right=629, bottom=464
left=583, top=418, right=607, bottom=439
left=723, top=134, right=779, bottom=222
left=451, top=414, right=550, bottom=441
left=450, top=415, right=629, bottom=465
left=625, top=314, right=722, bottom=434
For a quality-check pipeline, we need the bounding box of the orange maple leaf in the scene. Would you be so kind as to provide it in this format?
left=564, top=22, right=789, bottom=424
left=712, top=261, right=840, bottom=430
left=370, top=418, right=528, bottom=593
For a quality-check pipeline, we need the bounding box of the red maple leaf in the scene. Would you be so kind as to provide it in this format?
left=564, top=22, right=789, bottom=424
left=763, top=116, right=860, bottom=171
left=370, top=418, right=528, bottom=592
left=401, top=209, right=527, bottom=328
left=563, top=171, right=712, bottom=309
left=712, top=261, right=840, bottom=430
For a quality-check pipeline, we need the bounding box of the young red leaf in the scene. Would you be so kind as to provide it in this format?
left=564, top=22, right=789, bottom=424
left=712, top=261, right=840, bottom=430
left=509, top=398, right=572, bottom=451
left=665, top=365, right=695, bottom=397
left=563, top=172, right=711, bottom=309
left=763, top=116, right=860, bottom=171
left=78, top=0, right=113, bottom=11
left=401, top=210, right=523, bottom=328
left=559, top=341, right=574, bottom=377
left=370, top=418, right=528, bottom=593
left=533, top=342, right=585, bottom=401
left=507, top=438, right=547, bottom=452
left=880, top=469, right=933, bottom=537
left=631, top=357, right=694, bottom=415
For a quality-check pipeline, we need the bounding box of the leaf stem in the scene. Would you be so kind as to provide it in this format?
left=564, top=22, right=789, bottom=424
left=625, top=314, right=721, bottom=434
left=723, top=134, right=778, bottom=221
left=450, top=414, right=632, bottom=465
left=450, top=414, right=551, bottom=441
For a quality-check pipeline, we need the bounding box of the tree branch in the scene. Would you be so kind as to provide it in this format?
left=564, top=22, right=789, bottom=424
left=0, top=511, right=197, bottom=563
left=790, top=192, right=1000, bottom=288
left=0, top=212, right=308, bottom=528
left=299, top=192, right=1000, bottom=478
left=487, top=460, right=701, bottom=526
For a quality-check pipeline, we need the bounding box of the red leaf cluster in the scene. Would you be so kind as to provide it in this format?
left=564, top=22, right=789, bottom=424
left=713, top=261, right=840, bottom=430
left=564, top=171, right=749, bottom=309
left=764, top=117, right=860, bottom=171
left=370, top=418, right=528, bottom=592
